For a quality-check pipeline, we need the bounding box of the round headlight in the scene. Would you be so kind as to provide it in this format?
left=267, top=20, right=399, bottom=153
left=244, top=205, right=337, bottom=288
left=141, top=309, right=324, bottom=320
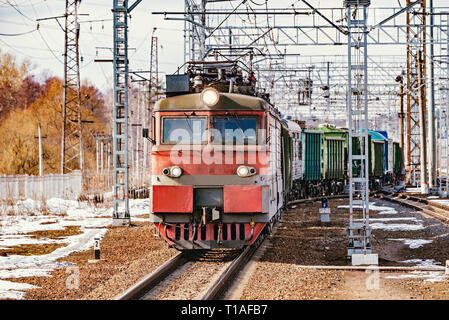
left=237, top=165, right=250, bottom=177
left=200, top=87, right=220, bottom=107
left=171, top=166, right=183, bottom=178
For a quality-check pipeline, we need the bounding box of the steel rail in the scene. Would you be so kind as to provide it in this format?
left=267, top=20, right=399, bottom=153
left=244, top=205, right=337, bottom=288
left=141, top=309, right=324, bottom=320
left=115, top=252, right=187, bottom=300
left=202, top=245, right=257, bottom=300
left=117, top=192, right=350, bottom=301
left=375, top=190, right=449, bottom=224
left=203, top=193, right=353, bottom=300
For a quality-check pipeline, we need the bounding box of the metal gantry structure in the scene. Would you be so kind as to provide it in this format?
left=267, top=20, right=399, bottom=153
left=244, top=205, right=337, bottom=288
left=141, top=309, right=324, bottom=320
left=157, top=3, right=449, bottom=128
left=183, top=0, right=208, bottom=62
left=61, top=0, right=83, bottom=174
left=105, top=1, right=449, bottom=228
left=345, top=0, right=372, bottom=259
left=112, top=0, right=130, bottom=226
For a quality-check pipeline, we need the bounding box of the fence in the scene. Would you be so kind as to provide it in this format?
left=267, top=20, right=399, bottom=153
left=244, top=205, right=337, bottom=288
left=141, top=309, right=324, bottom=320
left=0, top=169, right=152, bottom=201
left=82, top=170, right=151, bottom=195
left=0, top=171, right=83, bottom=201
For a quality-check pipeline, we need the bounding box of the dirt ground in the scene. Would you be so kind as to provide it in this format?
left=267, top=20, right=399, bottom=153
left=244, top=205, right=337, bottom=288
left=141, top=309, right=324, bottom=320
left=6, top=221, right=178, bottom=300
left=5, top=197, right=449, bottom=300
left=239, top=198, right=449, bottom=300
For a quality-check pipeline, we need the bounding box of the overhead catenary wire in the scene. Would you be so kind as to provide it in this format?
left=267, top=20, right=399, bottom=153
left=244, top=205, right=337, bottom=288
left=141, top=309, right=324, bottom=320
left=0, top=25, right=38, bottom=36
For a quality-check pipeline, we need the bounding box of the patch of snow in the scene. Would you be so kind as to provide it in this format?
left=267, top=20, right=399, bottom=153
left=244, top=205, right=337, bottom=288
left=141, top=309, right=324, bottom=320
left=0, top=280, right=38, bottom=300
left=401, top=259, right=442, bottom=267
left=0, top=197, right=151, bottom=299
left=385, top=270, right=447, bottom=282
left=405, top=187, right=421, bottom=193
left=388, top=238, right=433, bottom=249
left=338, top=202, right=398, bottom=215
left=360, top=217, right=417, bottom=222
left=0, top=268, right=54, bottom=278
left=370, top=223, right=424, bottom=231
left=354, top=216, right=425, bottom=231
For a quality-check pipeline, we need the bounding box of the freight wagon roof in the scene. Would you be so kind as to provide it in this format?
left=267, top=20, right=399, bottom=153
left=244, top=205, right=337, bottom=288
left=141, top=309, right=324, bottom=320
left=317, top=123, right=347, bottom=133
left=283, top=119, right=302, bottom=132
left=375, top=130, right=388, bottom=140
left=154, top=92, right=270, bottom=111
left=368, top=130, right=387, bottom=141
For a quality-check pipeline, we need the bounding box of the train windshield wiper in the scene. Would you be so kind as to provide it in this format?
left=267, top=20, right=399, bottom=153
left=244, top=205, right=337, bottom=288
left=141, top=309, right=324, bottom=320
left=232, top=112, right=243, bottom=131
left=183, top=113, right=193, bottom=133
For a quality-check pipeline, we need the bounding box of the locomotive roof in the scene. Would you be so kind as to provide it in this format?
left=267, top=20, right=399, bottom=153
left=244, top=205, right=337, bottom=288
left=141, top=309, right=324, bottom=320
left=154, top=92, right=270, bottom=111
left=283, top=119, right=302, bottom=132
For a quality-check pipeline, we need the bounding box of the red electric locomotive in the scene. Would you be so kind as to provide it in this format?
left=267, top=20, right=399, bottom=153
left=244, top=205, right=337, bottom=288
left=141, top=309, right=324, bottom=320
left=147, top=61, right=287, bottom=250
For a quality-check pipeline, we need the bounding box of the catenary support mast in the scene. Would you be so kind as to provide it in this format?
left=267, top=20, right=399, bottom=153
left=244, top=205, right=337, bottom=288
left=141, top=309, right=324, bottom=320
left=345, top=0, right=375, bottom=264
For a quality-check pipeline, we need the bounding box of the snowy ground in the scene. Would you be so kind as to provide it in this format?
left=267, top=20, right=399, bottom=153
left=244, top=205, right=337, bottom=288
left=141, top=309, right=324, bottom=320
left=338, top=201, right=448, bottom=283
left=0, top=197, right=151, bottom=299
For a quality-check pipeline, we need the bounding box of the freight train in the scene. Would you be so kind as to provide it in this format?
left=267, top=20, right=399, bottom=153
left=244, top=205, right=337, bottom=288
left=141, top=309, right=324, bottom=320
left=146, top=61, right=404, bottom=250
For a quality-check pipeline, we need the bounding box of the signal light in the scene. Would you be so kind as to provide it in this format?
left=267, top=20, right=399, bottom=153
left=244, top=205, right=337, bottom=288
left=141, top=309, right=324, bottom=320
left=321, top=197, right=328, bottom=208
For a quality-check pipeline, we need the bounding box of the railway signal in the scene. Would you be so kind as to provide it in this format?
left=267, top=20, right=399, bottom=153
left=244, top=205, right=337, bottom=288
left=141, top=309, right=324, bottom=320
left=321, top=197, right=328, bottom=208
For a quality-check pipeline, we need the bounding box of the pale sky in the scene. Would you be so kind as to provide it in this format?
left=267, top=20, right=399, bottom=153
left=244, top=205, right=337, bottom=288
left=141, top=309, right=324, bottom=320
left=1, top=0, right=448, bottom=97
left=0, top=0, right=185, bottom=92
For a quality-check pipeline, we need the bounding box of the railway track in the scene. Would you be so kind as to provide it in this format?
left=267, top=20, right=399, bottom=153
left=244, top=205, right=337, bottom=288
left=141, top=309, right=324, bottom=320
left=374, top=190, right=449, bottom=225
left=115, top=238, right=263, bottom=300
left=115, top=194, right=353, bottom=300
left=116, top=190, right=449, bottom=300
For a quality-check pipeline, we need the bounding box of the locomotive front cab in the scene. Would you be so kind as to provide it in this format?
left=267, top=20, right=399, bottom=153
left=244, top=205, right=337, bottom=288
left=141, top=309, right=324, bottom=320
left=149, top=89, right=276, bottom=250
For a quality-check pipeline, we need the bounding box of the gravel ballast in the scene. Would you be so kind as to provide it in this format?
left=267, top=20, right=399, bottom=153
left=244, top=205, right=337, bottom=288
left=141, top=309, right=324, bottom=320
left=235, top=198, right=449, bottom=300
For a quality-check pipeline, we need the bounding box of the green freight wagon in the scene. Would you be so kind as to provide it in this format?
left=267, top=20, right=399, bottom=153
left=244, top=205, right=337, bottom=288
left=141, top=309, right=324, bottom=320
left=316, top=123, right=347, bottom=180
left=301, top=130, right=323, bottom=181
left=368, top=130, right=386, bottom=177
left=393, top=142, right=403, bottom=175
left=351, top=134, right=372, bottom=177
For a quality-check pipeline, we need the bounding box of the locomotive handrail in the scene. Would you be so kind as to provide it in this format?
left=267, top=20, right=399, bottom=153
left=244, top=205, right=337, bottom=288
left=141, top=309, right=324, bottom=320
left=163, top=223, right=176, bottom=244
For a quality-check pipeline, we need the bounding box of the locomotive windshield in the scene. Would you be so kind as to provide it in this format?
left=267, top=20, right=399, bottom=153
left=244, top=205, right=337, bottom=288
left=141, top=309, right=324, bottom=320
left=162, top=117, right=207, bottom=143
left=212, top=116, right=258, bottom=145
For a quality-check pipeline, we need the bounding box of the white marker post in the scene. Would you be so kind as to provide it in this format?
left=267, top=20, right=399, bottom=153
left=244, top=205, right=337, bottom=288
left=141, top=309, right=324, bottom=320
left=94, top=238, right=100, bottom=259
left=88, top=237, right=105, bottom=263
left=320, top=207, right=330, bottom=223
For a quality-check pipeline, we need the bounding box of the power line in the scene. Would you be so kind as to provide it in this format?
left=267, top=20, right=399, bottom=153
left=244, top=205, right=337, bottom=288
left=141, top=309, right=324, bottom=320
left=37, top=29, right=63, bottom=64
left=6, top=0, right=35, bottom=23
left=0, top=25, right=38, bottom=36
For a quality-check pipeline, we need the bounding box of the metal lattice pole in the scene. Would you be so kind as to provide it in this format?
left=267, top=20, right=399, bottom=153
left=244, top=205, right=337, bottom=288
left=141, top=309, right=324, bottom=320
left=406, top=0, right=426, bottom=188
left=438, top=14, right=449, bottom=197
left=61, top=0, right=83, bottom=174
left=346, top=1, right=372, bottom=258
left=184, top=0, right=207, bottom=62
left=112, top=0, right=130, bottom=226
left=149, top=31, right=159, bottom=100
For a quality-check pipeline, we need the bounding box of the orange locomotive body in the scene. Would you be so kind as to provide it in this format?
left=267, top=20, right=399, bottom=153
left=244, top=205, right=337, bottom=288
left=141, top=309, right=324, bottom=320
left=148, top=64, right=285, bottom=250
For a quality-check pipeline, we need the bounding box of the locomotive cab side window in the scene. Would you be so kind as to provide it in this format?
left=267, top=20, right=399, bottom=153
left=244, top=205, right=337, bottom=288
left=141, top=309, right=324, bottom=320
left=211, top=115, right=258, bottom=145
left=162, top=117, right=207, bottom=144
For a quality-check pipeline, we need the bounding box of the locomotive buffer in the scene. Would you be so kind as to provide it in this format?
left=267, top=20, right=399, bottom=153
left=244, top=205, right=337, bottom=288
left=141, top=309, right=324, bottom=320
left=345, top=0, right=378, bottom=266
